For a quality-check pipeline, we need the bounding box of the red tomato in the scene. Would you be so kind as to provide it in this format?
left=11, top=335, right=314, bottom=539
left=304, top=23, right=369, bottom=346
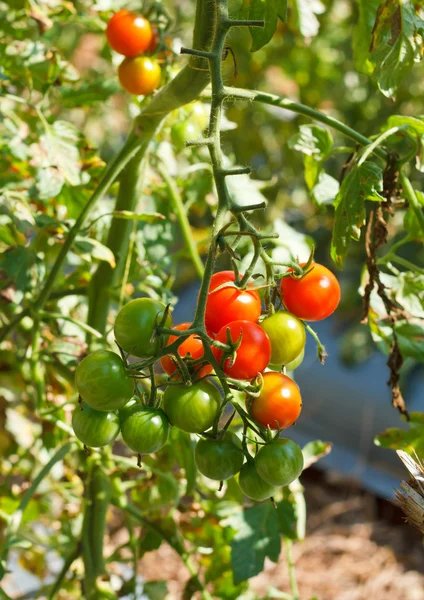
left=160, top=323, right=212, bottom=378
left=106, top=10, right=152, bottom=57
left=118, top=57, right=161, bottom=96
left=205, top=271, right=261, bottom=335
left=147, top=26, right=173, bottom=58
left=280, top=262, right=340, bottom=321
left=250, top=372, right=302, bottom=430
left=214, top=320, right=271, bottom=380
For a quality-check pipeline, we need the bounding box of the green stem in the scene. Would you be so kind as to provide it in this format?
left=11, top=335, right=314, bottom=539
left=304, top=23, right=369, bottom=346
left=87, top=149, right=147, bottom=334
left=383, top=254, right=424, bottom=274
left=399, top=170, right=424, bottom=239
left=157, top=163, right=205, bottom=279
left=222, top=87, right=387, bottom=160
left=284, top=538, right=300, bottom=600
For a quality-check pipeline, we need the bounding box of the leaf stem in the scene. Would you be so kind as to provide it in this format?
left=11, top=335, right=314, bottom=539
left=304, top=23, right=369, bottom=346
left=156, top=163, right=205, bottom=279
left=399, top=171, right=424, bottom=239
left=284, top=537, right=300, bottom=600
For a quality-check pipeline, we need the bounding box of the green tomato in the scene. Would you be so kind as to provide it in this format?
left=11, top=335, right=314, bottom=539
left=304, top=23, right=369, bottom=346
left=268, top=348, right=305, bottom=373
left=255, top=438, right=304, bottom=487
left=120, top=404, right=170, bottom=454
left=163, top=380, right=220, bottom=433
left=238, top=461, right=278, bottom=501
left=285, top=348, right=305, bottom=371
left=114, top=298, right=172, bottom=358
left=72, top=402, right=120, bottom=448
left=260, top=312, right=306, bottom=366
left=194, top=432, right=244, bottom=480
left=171, top=121, right=202, bottom=151
left=75, top=350, right=134, bottom=411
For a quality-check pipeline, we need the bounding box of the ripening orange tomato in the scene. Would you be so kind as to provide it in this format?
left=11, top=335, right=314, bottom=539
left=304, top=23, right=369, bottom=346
left=250, top=372, right=302, bottom=430
left=118, top=56, right=161, bottom=95
left=160, top=323, right=212, bottom=378
left=106, top=10, right=153, bottom=57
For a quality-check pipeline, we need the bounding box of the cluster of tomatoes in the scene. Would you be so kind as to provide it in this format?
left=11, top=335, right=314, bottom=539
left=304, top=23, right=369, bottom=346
left=106, top=10, right=171, bottom=96
left=73, top=263, right=340, bottom=502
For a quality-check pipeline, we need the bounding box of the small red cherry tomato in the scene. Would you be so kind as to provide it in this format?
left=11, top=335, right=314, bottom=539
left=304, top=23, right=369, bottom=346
left=280, top=262, right=340, bottom=321
left=118, top=56, right=161, bottom=96
left=205, top=271, right=261, bottom=335
left=214, top=320, right=271, bottom=380
left=106, top=10, right=153, bottom=57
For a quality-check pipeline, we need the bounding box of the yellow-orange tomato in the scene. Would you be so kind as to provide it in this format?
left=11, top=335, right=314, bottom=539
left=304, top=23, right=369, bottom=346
left=106, top=10, right=153, bottom=57
left=118, top=57, right=161, bottom=95
left=160, top=323, right=212, bottom=378
left=250, top=372, right=302, bottom=430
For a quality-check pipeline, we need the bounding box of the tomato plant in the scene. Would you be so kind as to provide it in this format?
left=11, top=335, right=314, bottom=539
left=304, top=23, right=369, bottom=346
left=75, top=350, right=134, bottom=411
left=118, top=56, right=162, bottom=96
left=2, top=0, right=424, bottom=596
left=261, top=312, right=306, bottom=365
left=72, top=402, right=120, bottom=448
left=214, top=320, right=271, bottom=380
left=280, top=262, right=341, bottom=322
left=250, top=372, right=302, bottom=430
left=120, top=404, right=169, bottom=454
left=255, top=439, right=305, bottom=487
left=106, top=10, right=153, bottom=57
left=160, top=322, right=212, bottom=377
left=114, top=298, right=171, bottom=357
left=194, top=432, right=244, bottom=480
left=238, top=461, right=278, bottom=502
left=205, top=271, right=262, bottom=335
left=162, top=380, right=221, bottom=433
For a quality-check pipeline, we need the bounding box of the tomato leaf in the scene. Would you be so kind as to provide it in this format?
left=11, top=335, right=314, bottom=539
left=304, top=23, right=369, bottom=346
left=143, top=580, right=168, bottom=600
left=225, top=503, right=281, bottom=584
left=370, top=0, right=424, bottom=100
left=237, top=0, right=288, bottom=52
left=395, top=321, right=424, bottom=362
left=302, top=440, right=332, bottom=469
left=353, top=0, right=382, bottom=73
left=331, top=161, right=384, bottom=267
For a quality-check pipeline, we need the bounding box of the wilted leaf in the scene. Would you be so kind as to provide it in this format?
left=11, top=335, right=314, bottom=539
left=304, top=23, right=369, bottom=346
left=331, top=161, right=384, bottom=267
left=302, top=440, right=332, bottom=468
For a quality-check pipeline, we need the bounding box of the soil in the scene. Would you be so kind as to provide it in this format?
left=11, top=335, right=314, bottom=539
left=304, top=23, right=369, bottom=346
left=140, top=468, right=424, bottom=600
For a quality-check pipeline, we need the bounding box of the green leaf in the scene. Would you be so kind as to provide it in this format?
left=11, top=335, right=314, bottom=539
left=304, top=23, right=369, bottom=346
left=375, top=427, right=423, bottom=450
left=331, top=162, right=384, bottom=267
left=302, top=440, right=332, bottom=468
left=0, top=246, right=37, bottom=291
left=311, top=172, right=340, bottom=206
left=143, top=581, right=168, bottom=600
left=290, top=0, right=325, bottom=39
left=74, top=237, right=116, bottom=268
left=225, top=504, right=281, bottom=584
left=276, top=500, right=297, bottom=540
left=404, top=206, right=424, bottom=240
left=353, top=0, right=381, bottom=73
left=238, top=0, right=288, bottom=52
left=288, top=124, right=333, bottom=158
left=395, top=321, right=424, bottom=362
left=385, top=115, right=424, bottom=136
left=60, top=79, right=120, bottom=108
left=172, top=428, right=197, bottom=495
left=370, top=1, right=424, bottom=100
